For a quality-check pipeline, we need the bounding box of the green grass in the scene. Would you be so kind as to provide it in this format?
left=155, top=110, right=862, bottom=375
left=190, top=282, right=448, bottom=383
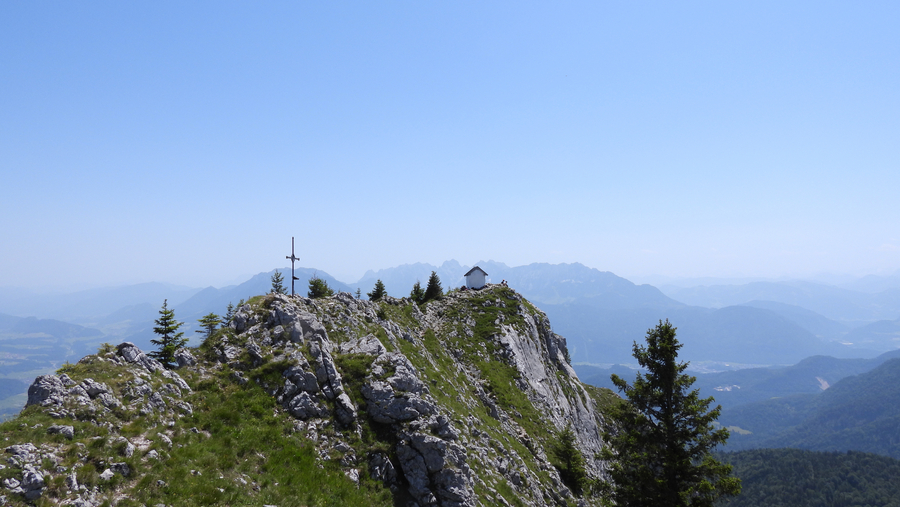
left=2, top=287, right=608, bottom=506
left=136, top=368, right=392, bottom=507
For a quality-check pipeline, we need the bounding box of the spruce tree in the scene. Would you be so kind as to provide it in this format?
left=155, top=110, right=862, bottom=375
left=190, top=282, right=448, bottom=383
left=224, top=302, right=235, bottom=326
left=409, top=280, right=425, bottom=304
left=149, top=299, right=187, bottom=368
left=423, top=271, right=443, bottom=302
left=601, top=320, right=740, bottom=506
left=308, top=276, right=334, bottom=298
left=367, top=279, right=387, bottom=301
left=551, top=425, right=589, bottom=496
left=196, top=312, right=222, bottom=343
left=270, top=270, right=287, bottom=295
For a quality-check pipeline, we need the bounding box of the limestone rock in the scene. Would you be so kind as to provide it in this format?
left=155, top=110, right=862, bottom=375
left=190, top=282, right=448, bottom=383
left=338, top=334, right=387, bottom=356
left=285, top=392, right=327, bottom=420
left=26, top=375, right=67, bottom=407
left=117, top=342, right=164, bottom=373
left=368, top=452, right=397, bottom=487
left=47, top=425, right=75, bottom=440
left=174, top=348, right=197, bottom=368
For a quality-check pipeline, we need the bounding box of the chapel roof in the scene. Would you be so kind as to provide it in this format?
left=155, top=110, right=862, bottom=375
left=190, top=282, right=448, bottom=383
left=464, top=266, right=488, bottom=277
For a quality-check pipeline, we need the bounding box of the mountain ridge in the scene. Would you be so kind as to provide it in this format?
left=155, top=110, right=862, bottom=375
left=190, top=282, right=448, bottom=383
left=0, top=286, right=616, bottom=506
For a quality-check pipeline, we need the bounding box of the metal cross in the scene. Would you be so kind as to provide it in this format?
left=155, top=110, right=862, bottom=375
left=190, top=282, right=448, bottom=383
left=286, top=237, right=300, bottom=296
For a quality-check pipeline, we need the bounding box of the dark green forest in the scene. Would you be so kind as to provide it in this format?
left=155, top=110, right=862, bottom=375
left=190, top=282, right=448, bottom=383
left=718, top=449, right=900, bottom=507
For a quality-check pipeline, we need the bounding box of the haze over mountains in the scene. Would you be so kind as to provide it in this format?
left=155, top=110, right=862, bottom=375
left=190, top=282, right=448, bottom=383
left=2, top=260, right=900, bottom=420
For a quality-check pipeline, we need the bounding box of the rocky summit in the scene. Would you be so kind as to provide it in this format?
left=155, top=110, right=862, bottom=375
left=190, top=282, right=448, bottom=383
left=1, top=285, right=620, bottom=506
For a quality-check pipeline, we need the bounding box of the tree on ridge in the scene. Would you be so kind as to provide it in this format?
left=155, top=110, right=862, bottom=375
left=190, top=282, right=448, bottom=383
left=149, top=299, right=187, bottom=368
left=270, top=270, right=287, bottom=295
left=423, top=271, right=442, bottom=303
left=196, top=312, right=222, bottom=343
left=308, top=275, right=334, bottom=299
left=409, top=280, right=425, bottom=304
left=601, top=319, right=741, bottom=506
left=368, top=279, right=387, bottom=301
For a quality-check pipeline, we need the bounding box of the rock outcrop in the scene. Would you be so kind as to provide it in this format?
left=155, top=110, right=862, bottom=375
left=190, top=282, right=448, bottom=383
left=3, top=285, right=614, bottom=506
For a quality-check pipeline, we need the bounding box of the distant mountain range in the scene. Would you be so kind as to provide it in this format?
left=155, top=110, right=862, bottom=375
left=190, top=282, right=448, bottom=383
left=3, top=261, right=899, bottom=367
left=576, top=348, right=900, bottom=411
left=578, top=349, right=900, bottom=460
left=660, top=280, right=900, bottom=324
left=3, top=260, right=900, bottom=419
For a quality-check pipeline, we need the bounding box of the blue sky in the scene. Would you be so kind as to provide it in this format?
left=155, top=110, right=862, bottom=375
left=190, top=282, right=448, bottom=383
left=2, top=2, right=898, bottom=289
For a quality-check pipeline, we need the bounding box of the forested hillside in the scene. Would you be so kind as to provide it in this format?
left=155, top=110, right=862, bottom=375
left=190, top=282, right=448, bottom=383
left=722, top=358, right=900, bottom=458
left=718, top=449, right=900, bottom=507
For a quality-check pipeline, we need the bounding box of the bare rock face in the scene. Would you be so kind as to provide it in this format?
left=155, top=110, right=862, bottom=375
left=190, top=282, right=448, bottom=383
left=117, top=342, right=164, bottom=373
left=26, top=375, right=67, bottom=408
left=47, top=425, right=75, bottom=440
left=204, top=289, right=611, bottom=506
left=361, top=353, right=437, bottom=424
left=212, top=294, right=478, bottom=507
left=174, top=348, right=197, bottom=368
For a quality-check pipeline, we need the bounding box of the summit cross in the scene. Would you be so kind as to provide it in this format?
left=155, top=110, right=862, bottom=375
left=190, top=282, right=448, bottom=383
left=285, top=237, right=300, bottom=296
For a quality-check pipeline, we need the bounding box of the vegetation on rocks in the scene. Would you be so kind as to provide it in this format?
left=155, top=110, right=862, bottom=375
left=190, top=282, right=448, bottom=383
left=195, top=312, right=222, bottom=343
left=307, top=276, right=335, bottom=299
left=270, top=270, right=287, bottom=295
left=718, top=448, right=900, bottom=507
left=1, top=284, right=620, bottom=506
left=148, top=299, right=186, bottom=368
left=367, top=279, right=387, bottom=302
left=602, top=320, right=740, bottom=506
left=423, top=271, right=443, bottom=303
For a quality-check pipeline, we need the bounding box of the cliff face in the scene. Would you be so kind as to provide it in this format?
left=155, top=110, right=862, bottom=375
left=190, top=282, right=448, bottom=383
left=2, top=285, right=619, bottom=506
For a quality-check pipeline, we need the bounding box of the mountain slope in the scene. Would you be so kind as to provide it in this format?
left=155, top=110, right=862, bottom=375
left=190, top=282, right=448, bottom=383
left=721, top=358, right=900, bottom=458
left=579, top=349, right=900, bottom=415
left=718, top=449, right=900, bottom=507
left=739, top=300, right=850, bottom=341
left=549, top=303, right=853, bottom=366
left=0, top=286, right=616, bottom=506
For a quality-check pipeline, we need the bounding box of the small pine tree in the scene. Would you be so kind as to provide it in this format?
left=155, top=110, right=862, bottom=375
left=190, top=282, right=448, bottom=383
left=423, top=271, right=443, bottom=302
left=368, top=279, right=387, bottom=301
left=224, top=302, right=235, bottom=326
left=196, top=312, right=222, bottom=343
left=551, top=425, right=589, bottom=496
left=355, top=288, right=362, bottom=299
left=409, top=280, right=425, bottom=304
left=149, top=299, right=187, bottom=368
left=308, top=276, right=335, bottom=299
left=270, top=270, right=287, bottom=295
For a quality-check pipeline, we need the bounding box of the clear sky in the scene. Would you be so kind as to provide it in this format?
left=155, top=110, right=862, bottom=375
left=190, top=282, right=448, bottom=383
left=2, top=2, right=898, bottom=289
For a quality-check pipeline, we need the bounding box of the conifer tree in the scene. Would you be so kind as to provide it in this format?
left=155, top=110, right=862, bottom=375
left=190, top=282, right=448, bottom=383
left=355, top=288, right=362, bottom=299
left=270, top=270, right=287, bottom=295
left=149, top=299, right=187, bottom=368
left=367, top=279, right=387, bottom=301
left=423, top=271, right=443, bottom=302
left=196, top=312, right=222, bottom=343
left=308, top=276, right=334, bottom=299
left=601, top=320, right=740, bottom=506
left=409, top=280, right=425, bottom=304
left=551, top=425, right=589, bottom=496
left=224, top=302, right=235, bottom=326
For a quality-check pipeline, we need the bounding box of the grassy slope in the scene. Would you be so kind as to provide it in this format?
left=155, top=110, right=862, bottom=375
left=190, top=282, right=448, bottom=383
left=2, top=287, right=618, bottom=506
